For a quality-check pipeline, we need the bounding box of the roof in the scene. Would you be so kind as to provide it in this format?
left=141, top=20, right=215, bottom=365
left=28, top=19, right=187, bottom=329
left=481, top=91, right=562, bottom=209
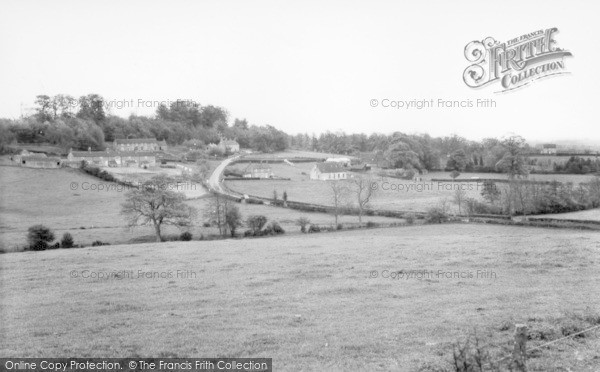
left=116, top=151, right=157, bottom=157
left=315, top=162, right=346, bottom=174
left=543, top=144, right=557, bottom=148
left=70, top=151, right=156, bottom=157
left=23, top=156, right=60, bottom=162
left=70, top=151, right=114, bottom=157
left=246, top=163, right=271, bottom=172
left=20, top=151, right=47, bottom=158
left=325, top=157, right=351, bottom=163
left=114, top=138, right=161, bottom=144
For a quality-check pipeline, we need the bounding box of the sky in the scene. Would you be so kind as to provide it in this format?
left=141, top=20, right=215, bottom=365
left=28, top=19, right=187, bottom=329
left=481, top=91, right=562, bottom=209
left=0, top=0, right=598, bottom=142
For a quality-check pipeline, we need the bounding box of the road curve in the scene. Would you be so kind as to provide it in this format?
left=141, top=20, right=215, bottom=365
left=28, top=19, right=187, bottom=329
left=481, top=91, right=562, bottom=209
left=207, top=155, right=241, bottom=194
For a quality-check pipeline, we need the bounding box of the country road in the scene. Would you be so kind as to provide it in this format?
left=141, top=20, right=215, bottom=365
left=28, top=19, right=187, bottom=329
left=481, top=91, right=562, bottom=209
left=207, top=155, right=240, bottom=193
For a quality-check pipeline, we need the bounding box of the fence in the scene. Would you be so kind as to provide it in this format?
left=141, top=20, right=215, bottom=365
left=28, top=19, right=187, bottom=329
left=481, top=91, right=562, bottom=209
left=491, top=323, right=600, bottom=371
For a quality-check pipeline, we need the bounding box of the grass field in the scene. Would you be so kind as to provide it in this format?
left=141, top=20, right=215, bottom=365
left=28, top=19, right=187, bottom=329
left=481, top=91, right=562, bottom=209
left=0, top=166, right=400, bottom=252
left=1, top=224, right=598, bottom=370
left=225, top=165, right=485, bottom=213
left=225, top=164, right=597, bottom=214
left=529, top=208, right=600, bottom=221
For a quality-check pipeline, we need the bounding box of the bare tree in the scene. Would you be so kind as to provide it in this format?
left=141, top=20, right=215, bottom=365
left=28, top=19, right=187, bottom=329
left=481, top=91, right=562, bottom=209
left=453, top=188, right=467, bottom=215
left=204, top=194, right=231, bottom=236
left=351, top=175, right=376, bottom=223
left=329, top=180, right=349, bottom=226
left=121, top=174, right=196, bottom=242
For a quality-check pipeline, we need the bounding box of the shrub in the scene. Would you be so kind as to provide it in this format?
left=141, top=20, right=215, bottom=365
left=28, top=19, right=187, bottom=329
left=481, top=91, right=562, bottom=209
left=180, top=231, right=193, bottom=241
left=336, top=223, right=343, bottom=230
left=47, top=242, right=60, bottom=250
left=244, top=230, right=253, bottom=237
left=308, top=224, right=321, bottom=233
left=405, top=213, right=415, bottom=224
left=268, top=221, right=285, bottom=235
left=60, top=233, right=74, bottom=248
left=465, top=198, right=503, bottom=215
left=426, top=207, right=448, bottom=223
left=246, top=215, right=267, bottom=235
left=27, top=225, right=55, bottom=251
left=202, top=222, right=211, bottom=227
left=296, top=217, right=310, bottom=233
left=91, top=240, right=109, bottom=246
left=366, top=221, right=378, bottom=228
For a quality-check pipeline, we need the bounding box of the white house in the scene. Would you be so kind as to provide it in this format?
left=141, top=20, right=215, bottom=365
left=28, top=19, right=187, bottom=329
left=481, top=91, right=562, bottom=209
left=244, top=163, right=273, bottom=179
left=310, top=162, right=347, bottom=181
left=541, top=144, right=557, bottom=154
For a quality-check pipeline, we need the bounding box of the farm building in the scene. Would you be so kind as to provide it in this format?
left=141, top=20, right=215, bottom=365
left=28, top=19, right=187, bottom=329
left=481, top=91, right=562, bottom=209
left=20, top=156, right=62, bottom=168
left=67, top=149, right=157, bottom=168
left=218, top=139, right=240, bottom=153
left=243, top=163, right=273, bottom=179
left=68, top=149, right=116, bottom=167
left=310, top=162, right=347, bottom=181
left=325, top=157, right=351, bottom=167
left=116, top=152, right=157, bottom=168
left=541, top=144, right=557, bottom=154
left=112, top=138, right=167, bottom=152
left=12, top=150, right=47, bottom=164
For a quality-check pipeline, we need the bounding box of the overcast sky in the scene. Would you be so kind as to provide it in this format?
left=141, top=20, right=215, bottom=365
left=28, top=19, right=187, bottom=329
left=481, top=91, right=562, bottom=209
left=1, top=0, right=598, bottom=142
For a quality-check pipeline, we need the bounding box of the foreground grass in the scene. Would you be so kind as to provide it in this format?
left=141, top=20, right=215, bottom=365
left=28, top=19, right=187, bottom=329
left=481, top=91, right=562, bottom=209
left=1, top=224, right=599, bottom=371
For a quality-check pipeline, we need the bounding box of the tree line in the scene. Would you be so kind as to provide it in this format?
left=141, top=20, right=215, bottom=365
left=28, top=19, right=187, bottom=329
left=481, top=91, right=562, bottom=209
left=1, top=94, right=597, bottom=176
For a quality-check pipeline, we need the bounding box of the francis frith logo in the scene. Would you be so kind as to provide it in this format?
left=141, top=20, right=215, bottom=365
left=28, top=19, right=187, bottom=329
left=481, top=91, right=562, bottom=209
left=463, top=28, right=572, bottom=92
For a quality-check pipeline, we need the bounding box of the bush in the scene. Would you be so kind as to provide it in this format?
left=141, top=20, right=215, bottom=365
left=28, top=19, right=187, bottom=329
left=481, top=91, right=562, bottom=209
left=426, top=207, right=448, bottom=223
left=91, top=240, right=109, bottom=246
left=180, top=231, right=193, bottom=241
left=246, top=215, right=267, bottom=235
left=268, top=221, right=285, bottom=235
left=465, top=198, right=503, bottom=215
left=27, top=225, right=55, bottom=251
left=405, top=213, right=415, bottom=224
left=47, top=242, right=60, bottom=250
left=296, top=217, right=311, bottom=233
left=366, top=221, right=378, bottom=228
left=308, top=225, right=321, bottom=233
left=61, top=232, right=74, bottom=248
left=336, top=223, right=343, bottom=230
left=202, top=222, right=211, bottom=227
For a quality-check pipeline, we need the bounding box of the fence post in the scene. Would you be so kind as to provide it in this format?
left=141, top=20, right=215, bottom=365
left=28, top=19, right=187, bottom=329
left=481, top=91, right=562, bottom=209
left=513, top=324, right=528, bottom=371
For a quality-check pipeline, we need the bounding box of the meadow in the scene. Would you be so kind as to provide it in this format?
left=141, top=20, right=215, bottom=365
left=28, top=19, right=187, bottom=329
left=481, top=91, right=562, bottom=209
left=1, top=224, right=598, bottom=370
left=0, top=165, right=399, bottom=252
left=225, top=163, right=597, bottom=214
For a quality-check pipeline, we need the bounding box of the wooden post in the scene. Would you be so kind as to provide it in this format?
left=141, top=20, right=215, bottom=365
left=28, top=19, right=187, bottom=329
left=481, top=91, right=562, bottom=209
left=513, top=324, right=528, bottom=371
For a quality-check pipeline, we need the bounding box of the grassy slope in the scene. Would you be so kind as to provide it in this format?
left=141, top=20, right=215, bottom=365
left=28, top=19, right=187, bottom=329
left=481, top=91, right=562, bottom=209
left=1, top=224, right=598, bottom=370
left=0, top=166, right=400, bottom=251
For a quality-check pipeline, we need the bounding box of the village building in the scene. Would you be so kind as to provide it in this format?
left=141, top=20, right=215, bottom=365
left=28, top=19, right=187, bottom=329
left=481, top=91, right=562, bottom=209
left=67, top=149, right=116, bottom=167
left=67, top=149, right=157, bottom=168
left=243, top=163, right=273, bottom=179
left=310, top=162, right=348, bottom=181
left=325, top=157, right=352, bottom=167
left=541, top=144, right=558, bottom=154
left=112, top=138, right=167, bottom=152
left=218, top=139, right=240, bottom=153
left=20, top=156, right=62, bottom=169
left=116, top=151, right=157, bottom=168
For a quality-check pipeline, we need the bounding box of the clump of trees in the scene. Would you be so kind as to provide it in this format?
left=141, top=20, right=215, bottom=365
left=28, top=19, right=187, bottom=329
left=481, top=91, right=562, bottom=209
left=27, top=225, right=56, bottom=251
